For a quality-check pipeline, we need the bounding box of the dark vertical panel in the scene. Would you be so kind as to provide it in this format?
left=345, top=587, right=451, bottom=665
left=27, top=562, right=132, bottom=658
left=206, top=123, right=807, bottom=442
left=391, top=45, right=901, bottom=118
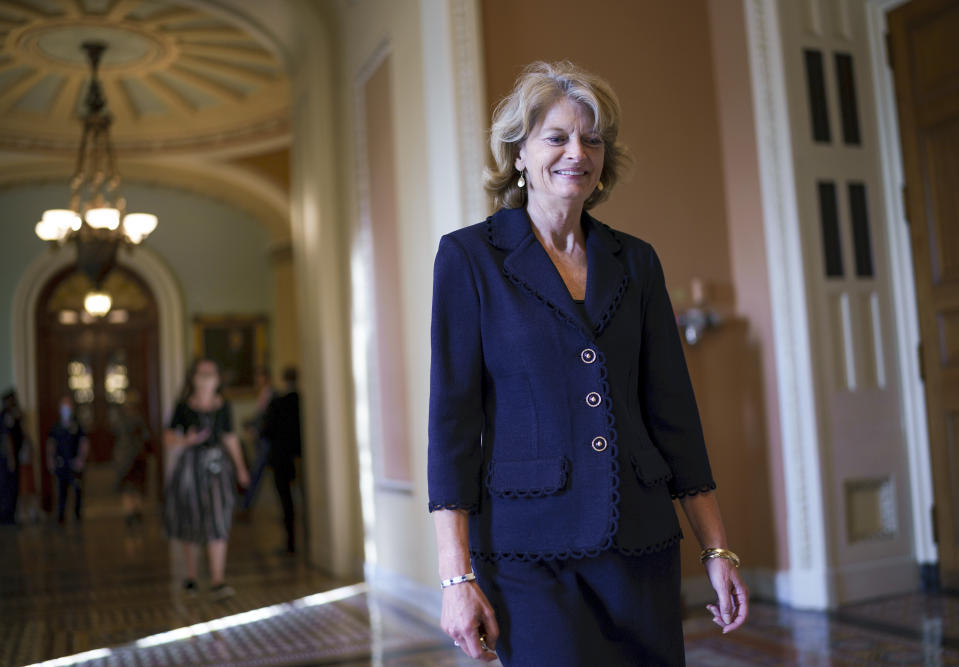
left=804, top=49, right=831, bottom=143
left=818, top=181, right=844, bottom=277
left=849, top=182, right=875, bottom=277
left=835, top=53, right=862, bottom=145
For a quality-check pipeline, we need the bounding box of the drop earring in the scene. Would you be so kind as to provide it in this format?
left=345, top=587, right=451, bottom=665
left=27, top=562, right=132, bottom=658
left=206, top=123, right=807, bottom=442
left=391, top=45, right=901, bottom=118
left=597, top=181, right=604, bottom=192
left=517, top=172, right=526, bottom=188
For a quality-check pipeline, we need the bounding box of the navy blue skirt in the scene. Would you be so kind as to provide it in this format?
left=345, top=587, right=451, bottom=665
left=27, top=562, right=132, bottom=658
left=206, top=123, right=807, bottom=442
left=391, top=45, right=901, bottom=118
left=473, top=545, right=684, bottom=666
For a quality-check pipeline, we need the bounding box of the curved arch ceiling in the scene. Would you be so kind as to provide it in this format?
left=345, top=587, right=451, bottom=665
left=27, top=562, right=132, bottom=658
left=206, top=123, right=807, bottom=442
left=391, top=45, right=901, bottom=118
left=0, top=0, right=290, bottom=156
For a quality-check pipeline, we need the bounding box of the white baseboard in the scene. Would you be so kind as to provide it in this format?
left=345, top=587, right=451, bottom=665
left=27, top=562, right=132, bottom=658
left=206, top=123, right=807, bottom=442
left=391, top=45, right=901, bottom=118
left=831, top=555, right=918, bottom=605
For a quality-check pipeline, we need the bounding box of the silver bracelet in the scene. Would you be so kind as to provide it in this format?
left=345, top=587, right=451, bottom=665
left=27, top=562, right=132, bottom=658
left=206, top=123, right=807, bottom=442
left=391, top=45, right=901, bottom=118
left=440, top=572, right=476, bottom=588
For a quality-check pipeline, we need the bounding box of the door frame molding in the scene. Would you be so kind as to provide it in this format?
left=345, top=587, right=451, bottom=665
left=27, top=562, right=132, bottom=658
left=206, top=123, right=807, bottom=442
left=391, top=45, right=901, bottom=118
left=863, top=0, right=937, bottom=567
left=744, top=0, right=832, bottom=608
left=12, top=245, right=185, bottom=457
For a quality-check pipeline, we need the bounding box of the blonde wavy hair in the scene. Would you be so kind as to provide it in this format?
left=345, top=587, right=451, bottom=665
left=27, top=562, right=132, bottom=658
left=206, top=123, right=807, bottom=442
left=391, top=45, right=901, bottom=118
left=484, top=61, right=630, bottom=211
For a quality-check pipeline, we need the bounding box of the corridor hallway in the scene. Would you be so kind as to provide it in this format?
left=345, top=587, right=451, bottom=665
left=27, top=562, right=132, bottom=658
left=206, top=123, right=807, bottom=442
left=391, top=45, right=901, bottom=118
left=1, top=513, right=958, bottom=666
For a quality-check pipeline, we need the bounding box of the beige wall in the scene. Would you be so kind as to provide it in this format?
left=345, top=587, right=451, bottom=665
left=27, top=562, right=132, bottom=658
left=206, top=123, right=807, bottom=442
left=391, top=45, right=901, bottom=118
left=270, top=244, right=301, bottom=379
left=680, top=322, right=778, bottom=579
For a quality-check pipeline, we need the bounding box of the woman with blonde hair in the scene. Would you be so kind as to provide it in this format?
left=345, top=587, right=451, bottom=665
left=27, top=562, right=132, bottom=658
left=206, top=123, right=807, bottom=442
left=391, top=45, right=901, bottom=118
left=428, top=61, right=748, bottom=665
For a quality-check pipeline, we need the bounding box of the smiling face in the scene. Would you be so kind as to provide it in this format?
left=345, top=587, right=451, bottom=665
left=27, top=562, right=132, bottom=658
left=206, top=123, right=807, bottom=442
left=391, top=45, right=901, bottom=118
left=515, top=97, right=605, bottom=212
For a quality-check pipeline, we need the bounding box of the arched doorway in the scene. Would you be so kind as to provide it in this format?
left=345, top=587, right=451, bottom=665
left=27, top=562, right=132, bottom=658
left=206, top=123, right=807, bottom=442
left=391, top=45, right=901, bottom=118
left=35, top=266, right=162, bottom=515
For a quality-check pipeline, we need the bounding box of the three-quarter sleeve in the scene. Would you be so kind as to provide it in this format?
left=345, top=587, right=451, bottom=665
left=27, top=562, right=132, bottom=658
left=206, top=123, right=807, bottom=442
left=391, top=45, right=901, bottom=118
left=168, top=402, right=188, bottom=432
left=638, top=247, right=716, bottom=498
left=218, top=401, right=234, bottom=435
left=427, top=236, right=485, bottom=513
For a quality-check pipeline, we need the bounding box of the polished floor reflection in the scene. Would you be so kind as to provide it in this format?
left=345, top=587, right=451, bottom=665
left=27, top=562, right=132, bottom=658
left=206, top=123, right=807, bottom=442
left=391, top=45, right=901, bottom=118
left=2, top=511, right=958, bottom=666
left=0, top=508, right=343, bottom=666
left=684, top=594, right=959, bottom=665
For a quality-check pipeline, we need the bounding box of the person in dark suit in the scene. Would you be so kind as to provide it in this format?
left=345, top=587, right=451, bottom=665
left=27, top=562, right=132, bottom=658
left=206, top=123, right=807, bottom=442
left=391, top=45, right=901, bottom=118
left=428, top=61, right=748, bottom=666
left=261, top=366, right=302, bottom=554
left=46, top=395, right=89, bottom=524
left=0, top=389, right=24, bottom=525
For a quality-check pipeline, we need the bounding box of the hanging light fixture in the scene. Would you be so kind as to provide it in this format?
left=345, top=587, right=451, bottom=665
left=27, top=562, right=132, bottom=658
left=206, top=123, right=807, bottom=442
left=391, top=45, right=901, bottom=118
left=83, top=291, right=113, bottom=318
left=34, top=41, right=158, bottom=317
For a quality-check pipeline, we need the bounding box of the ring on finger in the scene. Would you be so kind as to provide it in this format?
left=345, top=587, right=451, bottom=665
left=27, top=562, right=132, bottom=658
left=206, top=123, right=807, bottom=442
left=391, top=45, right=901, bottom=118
left=479, top=632, right=489, bottom=652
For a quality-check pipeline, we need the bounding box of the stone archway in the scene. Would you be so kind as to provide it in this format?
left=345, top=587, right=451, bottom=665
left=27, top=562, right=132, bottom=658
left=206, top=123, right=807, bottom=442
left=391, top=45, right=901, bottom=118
left=34, top=265, right=162, bottom=514
left=12, top=245, right=186, bottom=506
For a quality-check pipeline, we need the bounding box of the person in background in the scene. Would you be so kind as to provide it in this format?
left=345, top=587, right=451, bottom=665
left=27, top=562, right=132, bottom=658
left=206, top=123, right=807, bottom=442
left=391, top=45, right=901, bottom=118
left=0, top=389, right=24, bottom=525
left=0, top=426, right=14, bottom=525
left=112, top=389, right=150, bottom=527
left=17, top=434, right=40, bottom=525
left=261, top=366, right=302, bottom=554
left=238, top=367, right=275, bottom=520
left=47, top=395, right=89, bottom=525
left=164, top=358, right=250, bottom=600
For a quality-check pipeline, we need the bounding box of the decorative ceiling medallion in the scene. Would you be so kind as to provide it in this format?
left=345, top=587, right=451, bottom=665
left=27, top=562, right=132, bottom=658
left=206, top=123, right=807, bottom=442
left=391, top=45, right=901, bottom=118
left=0, top=0, right=290, bottom=157
left=0, top=110, right=290, bottom=155
left=13, top=19, right=176, bottom=74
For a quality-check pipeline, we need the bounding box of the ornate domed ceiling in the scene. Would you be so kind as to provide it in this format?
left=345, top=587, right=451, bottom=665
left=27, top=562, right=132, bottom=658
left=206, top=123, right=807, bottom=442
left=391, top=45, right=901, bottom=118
left=0, top=0, right=290, bottom=155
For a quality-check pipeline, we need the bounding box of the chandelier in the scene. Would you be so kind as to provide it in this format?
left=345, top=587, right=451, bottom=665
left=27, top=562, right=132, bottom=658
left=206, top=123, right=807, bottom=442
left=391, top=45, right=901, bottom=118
left=35, top=41, right=158, bottom=317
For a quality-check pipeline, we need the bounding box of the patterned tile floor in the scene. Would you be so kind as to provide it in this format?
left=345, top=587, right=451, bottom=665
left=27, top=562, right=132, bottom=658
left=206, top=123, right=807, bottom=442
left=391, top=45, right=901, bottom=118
left=0, top=506, right=344, bottom=666
left=3, top=512, right=959, bottom=666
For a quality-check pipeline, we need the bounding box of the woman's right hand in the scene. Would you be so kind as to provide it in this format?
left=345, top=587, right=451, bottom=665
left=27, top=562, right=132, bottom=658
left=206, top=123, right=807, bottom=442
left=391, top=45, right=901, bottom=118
left=441, top=581, right=499, bottom=661
left=184, top=426, right=211, bottom=446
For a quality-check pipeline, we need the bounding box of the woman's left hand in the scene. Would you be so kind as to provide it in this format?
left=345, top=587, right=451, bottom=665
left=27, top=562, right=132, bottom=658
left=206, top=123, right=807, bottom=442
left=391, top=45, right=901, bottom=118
left=237, top=466, right=250, bottom=489
left=704, top=557, right=749, bottom=633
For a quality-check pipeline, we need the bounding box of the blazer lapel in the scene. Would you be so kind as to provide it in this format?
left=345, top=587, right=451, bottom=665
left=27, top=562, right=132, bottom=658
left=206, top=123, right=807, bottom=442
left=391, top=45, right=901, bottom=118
left=583, top=215, right=628, bottom=337
left=503, top=234, right=591, bottom=334
left=491, top=208, right=628, bottom=338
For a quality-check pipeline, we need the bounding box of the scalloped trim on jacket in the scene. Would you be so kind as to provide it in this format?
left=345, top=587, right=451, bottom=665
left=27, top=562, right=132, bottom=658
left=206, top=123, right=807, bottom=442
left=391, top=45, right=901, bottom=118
left=470, top=531, right=683, bottom=562
left=427, top=501, right=479, bottom=514
left=670, top=482, right=717, bottom=500
left=629, top=452, right=674, bottom=487
left=485, top=457, right=570, bottom=499
left=593, top=271, right=629, bottom=337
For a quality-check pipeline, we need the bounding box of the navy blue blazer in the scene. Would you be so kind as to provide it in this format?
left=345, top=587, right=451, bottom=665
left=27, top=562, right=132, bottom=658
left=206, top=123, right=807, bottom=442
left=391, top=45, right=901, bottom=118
left=428, top=206, right=715, bottom=560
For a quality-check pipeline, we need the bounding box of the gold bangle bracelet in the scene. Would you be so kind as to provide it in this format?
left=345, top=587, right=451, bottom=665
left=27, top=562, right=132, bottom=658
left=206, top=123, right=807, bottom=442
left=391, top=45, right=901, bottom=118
left=699, top=547, right=741, bottom=568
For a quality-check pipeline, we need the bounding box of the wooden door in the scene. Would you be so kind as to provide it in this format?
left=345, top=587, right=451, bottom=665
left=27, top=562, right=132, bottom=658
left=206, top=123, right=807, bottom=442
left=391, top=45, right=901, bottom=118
left=36, top=267, right=161, bottom=512
left=888, top=0, right=959, bottom=587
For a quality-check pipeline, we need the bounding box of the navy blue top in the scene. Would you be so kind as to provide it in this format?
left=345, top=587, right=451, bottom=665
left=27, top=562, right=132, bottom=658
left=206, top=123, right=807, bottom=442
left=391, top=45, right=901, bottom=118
left=49, top=420, right=85, bottom=477
left=427, top=207, right=715, bottom=560
left=262, top=392, right=302, bottom=461
left=0, top=408, right=23, bottom=470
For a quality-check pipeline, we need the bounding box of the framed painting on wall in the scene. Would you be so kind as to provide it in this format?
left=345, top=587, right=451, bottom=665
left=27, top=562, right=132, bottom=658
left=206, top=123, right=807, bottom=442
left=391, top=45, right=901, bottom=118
left=192, top=315, right=269, bottom=398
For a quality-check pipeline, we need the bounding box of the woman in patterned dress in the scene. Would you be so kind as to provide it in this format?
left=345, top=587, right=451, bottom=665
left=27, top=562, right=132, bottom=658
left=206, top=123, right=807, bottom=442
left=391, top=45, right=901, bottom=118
left=164, top=358, right=250, bottom=599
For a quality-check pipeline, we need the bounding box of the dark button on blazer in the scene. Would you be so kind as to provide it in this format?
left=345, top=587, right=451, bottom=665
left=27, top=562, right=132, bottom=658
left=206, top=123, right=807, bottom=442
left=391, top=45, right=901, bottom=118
left=428, top=206, right=715, bottom=560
